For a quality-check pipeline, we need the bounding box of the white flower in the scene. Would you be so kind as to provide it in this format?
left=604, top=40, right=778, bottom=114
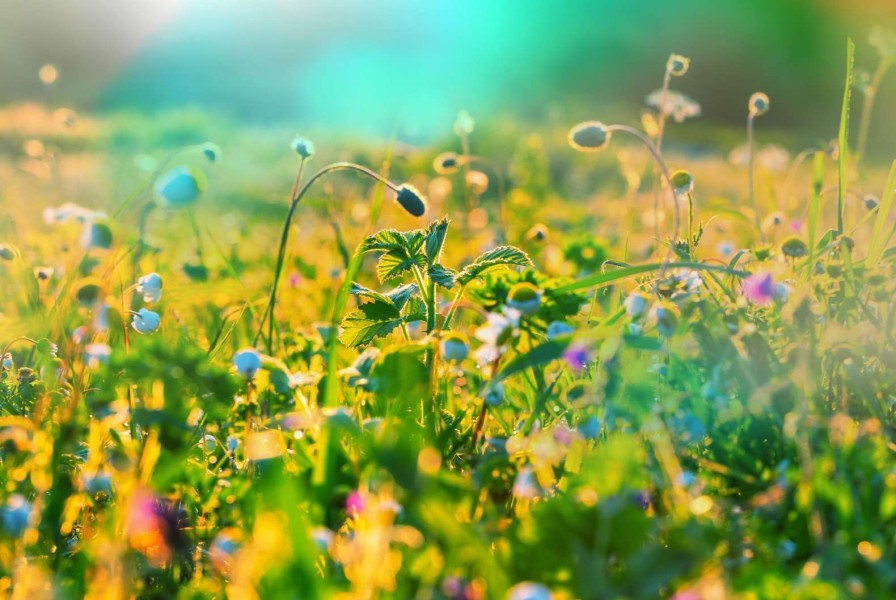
left=474, top=308, right=520, bottom=365
left=137, top=272, right=163, bottom=303
left=42, top=202, right=107, bottom=225
left=511, top=467, right=542, bottom=501
left=83, top=343, right=111, bottom=368
left=507, top=582, right=552, bottom=600
left=232, top=348, right=263, bottom=378
left=646, top=89, right=701, bottom=123
left=131, top=308, right=160, bottom=334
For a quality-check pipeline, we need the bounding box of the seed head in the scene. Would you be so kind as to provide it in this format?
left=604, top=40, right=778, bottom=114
left=749, top=92, right=770, bottom=117
left=440, top=333, right=469, bottom=362
left=200, top=142, right=222, bottom=162
left=454, top=110, right=475, bottom=137
left=506, top=282, right=542, bottom=315
left=154, top=167, right=205, bottom=208
left=291, top=136, right=315, bottom=159
left=232, top=348, right=263, bottom=378
left=433, top=151, right=461, bottom=175
left=667, top=54, right=690, bottom=76
left=669, top=170, right=694, bottom=196
left=864, top=195, right=879, bottom=211
left=780, top=236, right=808, bottom=259
left=568, top=121, right=611, bottom=152
left=132, top=308, right=161, bottom=334
left=395, top=184, right=427, bottom=217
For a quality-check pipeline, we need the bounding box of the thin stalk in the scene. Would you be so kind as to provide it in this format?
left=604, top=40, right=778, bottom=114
left=652, top=67, right=673, bottom=243
left=856, top=58, right=891, bottom=164
left=441, top=287, right=467, bottom=331
left=747, top=114, right=765, bottom=241
left=256, top=161, right=402, bottom=351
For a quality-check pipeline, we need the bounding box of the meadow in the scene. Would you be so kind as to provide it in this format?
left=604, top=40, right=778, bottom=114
left=2, top=30, right=896, bottom=600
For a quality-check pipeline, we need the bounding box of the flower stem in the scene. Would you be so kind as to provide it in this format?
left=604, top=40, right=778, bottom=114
left=747, top=114, right=765, bottom=242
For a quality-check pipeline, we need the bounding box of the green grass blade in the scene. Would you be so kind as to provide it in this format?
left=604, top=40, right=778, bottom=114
left=837, top=37, right=855, bottom=234
left=868, top=160, right=896, bottom=266
left=554, top=262, right=750, bottom=294
left=807, top=151, right=826, bottom=272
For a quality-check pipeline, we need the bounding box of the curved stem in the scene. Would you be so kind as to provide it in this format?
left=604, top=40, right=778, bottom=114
left=256, top=162, right=402, bottom=352
left=0, top=337, right=38, bottom=373
left=607, top=125, right=680, bottom=247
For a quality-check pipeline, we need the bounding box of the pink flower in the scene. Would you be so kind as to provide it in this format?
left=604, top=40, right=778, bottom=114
left=346, top=490, right=365, bottom=516
left=742, top=272, right=775, bottom=306
left=287, top=272, right=302, bottom=288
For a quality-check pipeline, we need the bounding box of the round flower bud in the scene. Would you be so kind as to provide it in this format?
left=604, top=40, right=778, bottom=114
left=864, top=195, right=879, bottom=211
left=650, top=302, right=679, bottom=337
left=749, top=92, right=770, bottom=117
left=568, top=121, right=611, bottom=152
left=466, top=170, right=489, bottom=195
left=137, top=272, right=163, bottom=303
left=1, top=495, right=31, bottom=537
left=0, top=244, right=18, bottom=261
left=131, top=308, right=161, bottom=334
left=669, top=169, right=694, bottom=196
left=454, top=110, right=475, bottom=137
left=506, top=282, right=542, bottom=315
left=154, top=166, right=205, bottom=208
left=484, top=381, right=505, bottom=406
left=291, top=136, right=315, bottom=159
left=624, top=292, right=649, bottom=318
left=232, top=347, right=263, bottom=378
left=80, top=221, right=113, bottom=250
left=440, top=333, right=469, bottom=362
left=433, top=151, right=461, bottom=175
left=667, top=53, right=690, bottom=76
left=395, top=184, right=427, bottom=217
left=201, top=434, right=217, bottom=454
left=526, top=223, right=549, bottom=243
left=780, top=236, right=808, bottom=258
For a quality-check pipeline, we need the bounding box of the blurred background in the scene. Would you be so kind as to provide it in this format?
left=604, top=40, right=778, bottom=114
left=1, top=0, right=895, bottom=156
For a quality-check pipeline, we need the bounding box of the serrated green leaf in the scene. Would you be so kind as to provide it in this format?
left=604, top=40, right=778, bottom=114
left=377, top=251, right=427, bottom=282
left=338, top=296, right=403, bottom=347
left=424, top=218, right=450, bottom=264
left=456, top=245, right=532, bottom=285
left=402, top=296, right=427, bottom=322
left=429, top=263, right=457, bottom=289
left=385, top=283, right=418, bottom=310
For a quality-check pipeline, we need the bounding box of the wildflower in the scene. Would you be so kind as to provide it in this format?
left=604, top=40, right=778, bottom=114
left=394, top=184, right=427, bottom=217
left=433, top=151, right=461, bottom=175
left=131, top=308, right=161, bottom=334
left=562, top=342, right=591, bottom=372
left=568, top=120, right=611, bottom=152
left=650, top=302, right=679, bottom=337
left=1, top=353, right=13, bottom=369
left=126, top=491, right=189, bottom=567
left=474, top=308, right=519, bottom=364
left=81, top=469, right=113, bottom=496
left=717, top=241, right=734, bottom=256
left=43, top=202, right=107, bottom=225
left=201, top=434, right=217, bottom=454
left=232, top=347, right=262, bottom=378
left=670, top=170, right=694, bottom=196
left=780, top=236, right=808, bottom=259
left=79, top=220, right=113, bottom=250
left=2, top=495, right=31, bottom=537
left=774, top=282, right=792, bottom=302
left=35, top=338, right=58, bottom=357
left=546, top=321, right=574, bottom=340
left=137, top=272, right=163, bottom=303
left=506, top=581, right=553, bottom=600
left=742, top=272, right=775, bottom=306
left=226, top=435, right=239, bottom=453
left=209, top=528, right=241, bottom=575
left=484, top=381, right=505, bottom=406
left=624, top=291, right=649, bottom=318
left=154, top=167, right=205, bottom=207
left=667, top=53, right=690, bottom=76
left=646, top=90, right=701, bottom=122
left=454, top=110, right=475, bottom=137
left=291, top=136, right=315, bottom=159
left=440, top=333, right=469, bottom=362
left=83, top=343, right=111, bottom=368
left=506, top=282, right=542, bottom=315
left=346, top=490, right=366, bottom=516
left=749, top=92, right=770, bottom=117
left=577, top=416, right=601, bottom=440
left=512, top=467, right=542, bottom=500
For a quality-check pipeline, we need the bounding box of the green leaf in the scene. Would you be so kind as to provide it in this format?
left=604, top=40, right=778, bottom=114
left=385, top=283, right=418, bottom=310
left=553, top=262, right=750, bottom=294
left=338, top=296, right=403, bottom=348
left=429, top=263, right=457, bottom=289
left=424, top=217, right=450, bottom=264
left=377, top=251, right=427, bottom=282
left=868, top=160, right=896, bottom=266
left=492, top=336, right=572, bottom=385
left=456, top=246, right=532, bottom=286
left=402, top=296, right=427, bottom=322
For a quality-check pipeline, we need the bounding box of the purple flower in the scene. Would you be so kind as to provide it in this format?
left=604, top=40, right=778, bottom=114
left=287, top=272, right=302, bottom=288
left=742, top=272, right=775, bottom=306
left=562, top=343, right=591, bottom=372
